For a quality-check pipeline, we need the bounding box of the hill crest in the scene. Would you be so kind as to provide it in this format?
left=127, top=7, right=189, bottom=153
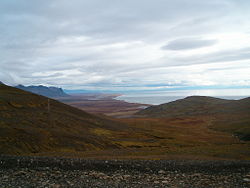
left=136, top=96, right=249, bottom=117
left=136, top=95, right=250, bottom=141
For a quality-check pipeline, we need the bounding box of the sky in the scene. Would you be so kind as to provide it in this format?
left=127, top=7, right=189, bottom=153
left=1, top=0, right=250, bottom=95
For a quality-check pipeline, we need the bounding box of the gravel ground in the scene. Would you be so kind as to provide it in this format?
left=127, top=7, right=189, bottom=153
left=0, top=155, right=250, bottom=188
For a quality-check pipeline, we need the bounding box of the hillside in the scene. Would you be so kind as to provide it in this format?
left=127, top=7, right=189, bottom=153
left=0, top=85, right=249, bottom=160
left=0, top=83, right=134, bottom=155
left=136, top=96, right=248, bottom=117
left=136, top=96, right=250, bottom=141
left=15, top=84, right=69, bottom=98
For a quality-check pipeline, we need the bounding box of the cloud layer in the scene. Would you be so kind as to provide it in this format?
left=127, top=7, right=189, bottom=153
left=0, top=0, right=250, bottom=93
left=162, top=38, right=218, bottom=50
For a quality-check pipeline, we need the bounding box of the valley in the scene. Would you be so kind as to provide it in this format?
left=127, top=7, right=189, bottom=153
left=56, top=93, right=149, bottom=118
left=0, top=83, right=250, bottom=160
left=1, top=82, right=250, bottom=187
left=2, top=1, right=250, bottom=186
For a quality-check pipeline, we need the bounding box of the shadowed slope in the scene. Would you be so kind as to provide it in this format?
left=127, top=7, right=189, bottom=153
left=0, top=84, right=132, bottom=155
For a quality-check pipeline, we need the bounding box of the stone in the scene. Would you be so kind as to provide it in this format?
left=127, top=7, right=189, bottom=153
left=158, top=170, right=165, bottom=174
left=3, top=175, right=9, bottom=179
left=52, top=184, right=60, bottom=188
left=191, top=173, right=202, bottom=177
left=243, top=178, right=250, bottom=182
left=14, top=171, right=26, bottom=176
left=123, top=175, right=131, bottom=179
left=162, top=180, right=169, bottom=184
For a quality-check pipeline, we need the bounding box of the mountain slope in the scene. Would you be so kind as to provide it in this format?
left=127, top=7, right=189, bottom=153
left=15, top=85, right=69, bottom=98
left=0, top=84, right=132, bottom=155
left=136, top=96, right=250, bottom=141
left=136, top=96, right=250, bottom=117
left=1, top=85, right=249, bottom=159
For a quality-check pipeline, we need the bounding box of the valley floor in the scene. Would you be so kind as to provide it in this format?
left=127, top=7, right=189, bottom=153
left=56, top=94, right=149, bottom=117
left=0, top=156, right=250, bottom=188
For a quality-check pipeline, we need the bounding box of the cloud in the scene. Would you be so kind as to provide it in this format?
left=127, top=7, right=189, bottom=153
left=161, top=47, right=250, bottom=67
left=162, top=38, right=218, bottom=51
left=0, top=0, right=250, bottom=93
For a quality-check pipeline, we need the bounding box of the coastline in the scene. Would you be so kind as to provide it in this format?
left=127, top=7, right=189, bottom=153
left=57, top=93, right=151, bottom=118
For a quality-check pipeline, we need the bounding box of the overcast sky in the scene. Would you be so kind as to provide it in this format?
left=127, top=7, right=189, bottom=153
left=1, top=0, right=250, bottom=94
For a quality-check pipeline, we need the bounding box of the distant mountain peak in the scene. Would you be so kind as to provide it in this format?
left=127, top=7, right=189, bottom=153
left=15, top=84, right=69, bottom=98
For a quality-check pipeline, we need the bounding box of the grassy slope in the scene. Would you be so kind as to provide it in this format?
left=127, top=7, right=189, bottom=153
left=136, top=96, right=250, bottom=141
left=69, top=116, right=250, bottom=160
left=0, top=84, right=135, bottom=155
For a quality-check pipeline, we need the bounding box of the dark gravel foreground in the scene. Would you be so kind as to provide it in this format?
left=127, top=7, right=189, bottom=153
left=0, top=155, right=250, bottom=188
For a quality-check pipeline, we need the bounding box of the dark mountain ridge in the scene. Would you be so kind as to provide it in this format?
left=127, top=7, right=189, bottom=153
left=15, top=84, right=69, bottom=98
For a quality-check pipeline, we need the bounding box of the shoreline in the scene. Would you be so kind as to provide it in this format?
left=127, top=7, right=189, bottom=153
left=57, top=93, right=151, bottom=117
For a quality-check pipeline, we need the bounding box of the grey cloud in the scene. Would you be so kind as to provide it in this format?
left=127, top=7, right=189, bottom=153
left=175, top=47, right=250, bottom=66
left=23, top=73, right=64, bottom=79
left=0, top=0, right=231, bottom=44
left=162, top=38, right=218, bottom=51
left=0, top=0, right=250, bottom=90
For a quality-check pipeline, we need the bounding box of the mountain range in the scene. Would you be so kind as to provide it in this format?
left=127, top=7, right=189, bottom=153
left=15, top=84, right=69, bottom=98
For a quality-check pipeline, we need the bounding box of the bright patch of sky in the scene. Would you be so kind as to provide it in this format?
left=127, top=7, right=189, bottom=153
left=0, top=0, right=250, bottom=95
